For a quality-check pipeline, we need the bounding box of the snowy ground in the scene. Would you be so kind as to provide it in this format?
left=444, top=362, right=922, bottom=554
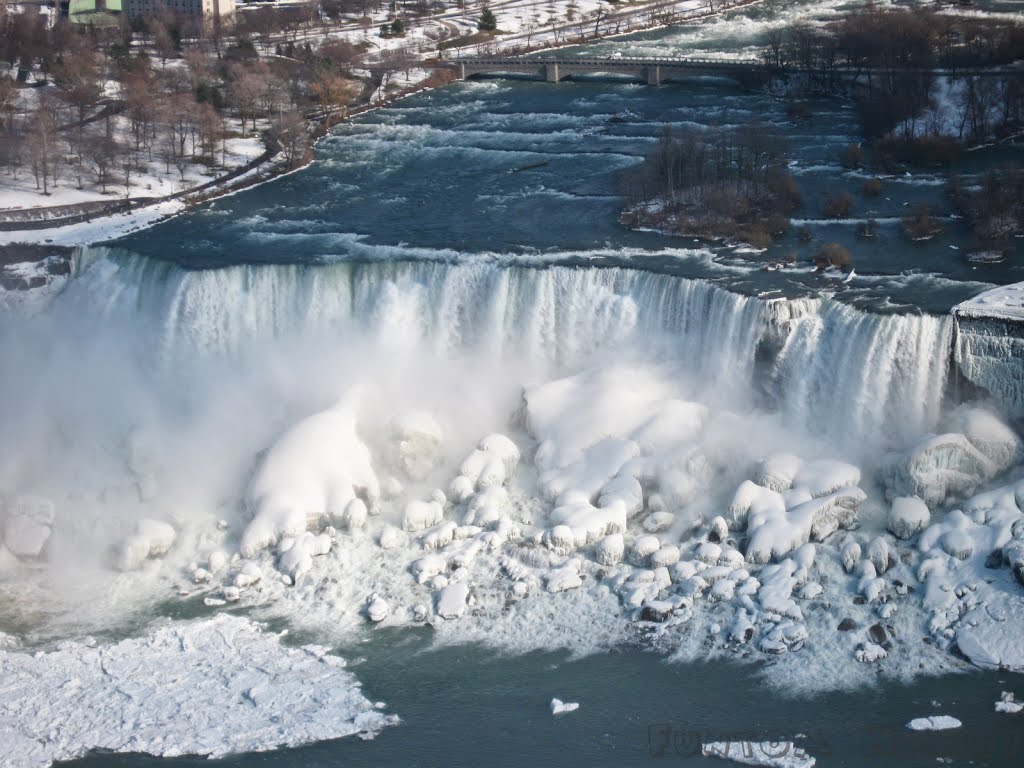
left=0, top=116, right=264, bottom=215
left=954, top=283, right=1024, bottom=322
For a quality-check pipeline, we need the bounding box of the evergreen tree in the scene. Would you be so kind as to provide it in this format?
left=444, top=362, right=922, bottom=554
left=478, top=6, right=497, bottom=31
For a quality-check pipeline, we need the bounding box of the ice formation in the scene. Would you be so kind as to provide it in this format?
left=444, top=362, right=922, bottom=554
left=702, top=741, right=815, bottom=768
left=906, top=715, right=962, bottom=731
left=0, top=615, right=395, bottom=768
left=550, top=698, right=579, bottom=715
left=3, top=246, right=1024, bottom=759
left=995, top=691, right=1023, bottom=714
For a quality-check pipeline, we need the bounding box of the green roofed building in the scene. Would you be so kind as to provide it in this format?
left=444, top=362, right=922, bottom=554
left=68, top=0, right=123, bottom=26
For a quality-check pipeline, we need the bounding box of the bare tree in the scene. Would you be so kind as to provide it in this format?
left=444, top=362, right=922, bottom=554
left=27, top=98, right=61, bottom=195
left=268, top=108, right=310, bottom=169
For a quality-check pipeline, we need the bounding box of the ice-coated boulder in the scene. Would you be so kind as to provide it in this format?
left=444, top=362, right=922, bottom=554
left=888, top=496, right=930, bottom=539
left=366, top=594, right=389, bottom=623
left=881, top=433, right=997, bottom=506
left=650, top=545, right=680, bottom=568
left=402, top=492, right=445, bottom=532
left=841, top=540, right=861, bottom=573
left=793, top=460, right=861, bottom=498
left=941, top=529, right=975, bottom=560
left=695, top=542, right=722, bottom=564
left=340, top=498, right=368, bottom=531
left=594, top=533, right=624, bottom=566
left=629, top=535, right=661, bottom=567
left=708, top=516, right=729, bottom=543
left=116, top=519, right=177, bottom=572
left=745, top=486, right=864, bottom=564
left=2, top=495, right=55, bottom=559
left=462, top=485, right=508, bottom=527
left=392, top=411, right=444, bottom=481
left=478, top=433, right=521, bottom=478
left=435, top=582, right=469, bottom=619
left=379, top=525, right=405, bottom=550
left=241, top=401, right=380, bottom=557
left=548, top=496, right=626, bottom=545
left=543, top=525, right=576, bottom=555
left=751, top=453, right=802, bottom=493
left=233, top=561, right=263, bottom=588
left=728, top=481, right=786, bottom=529
left=278, top=532, right=331, bottom=580
left=642, top=511, right=674, bottom=533
left=545, top=563, right=583, bottom=593
left=867, top=536, right=893, bottom=574
left=946, top=406, right=1022, bottom=474
left=598, top=474, right=644, bottom=518
left=448, top=475, right=476, bottom=504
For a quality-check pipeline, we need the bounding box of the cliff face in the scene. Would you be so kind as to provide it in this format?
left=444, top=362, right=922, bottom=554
left=954, top=313, right=1024, bottom=420
left=0, top=245, right=72, bottom=292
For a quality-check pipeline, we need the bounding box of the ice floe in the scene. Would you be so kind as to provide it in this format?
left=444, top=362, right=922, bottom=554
left=0, top=615, right=396, bottom=768
left=906, top=715, right=962, bottom=731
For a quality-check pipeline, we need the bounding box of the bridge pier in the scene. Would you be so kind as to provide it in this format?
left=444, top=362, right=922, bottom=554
left=458, top=62, right=466, bottom=80
left=645, top=65, right=661, bottom=86
left=545, top=63, right=560, bottom=83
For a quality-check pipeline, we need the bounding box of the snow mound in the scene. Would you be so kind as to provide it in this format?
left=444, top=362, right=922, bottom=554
left=906, top=715, right=962, bottom=731
left=241, top=400, right=379, bottom=557
left=0, top=615, right=394, bottom=768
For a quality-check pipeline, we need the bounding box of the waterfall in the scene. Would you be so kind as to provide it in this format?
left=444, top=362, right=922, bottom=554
left=62, top=247, right=958, bottom=450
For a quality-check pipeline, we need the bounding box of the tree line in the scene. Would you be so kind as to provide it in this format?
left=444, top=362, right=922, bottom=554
left=0, top=5, right=379, bottom=199
left=620, top=123, right=802, bottom=248
left=762, top=6, right=1024, bottom=145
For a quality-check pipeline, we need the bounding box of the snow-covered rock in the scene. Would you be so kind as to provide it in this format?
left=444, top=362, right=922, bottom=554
left=116, top=519, right=177, bottom=572
left=629, top=535, right=662, bottom=567
left=882, top=433, right=997, bottom=506
left=278, top=532, right=331, bottom=580
left=594, top=533, right=624, bottom=566
left=366, top=595, right=389, bottom=623
left=752, top=453, right=803, bottom=493
left=888, top=496, right=930, bottom=539
left=793, top=460, right=861, bottom=498
left=402, top=492, right=446, bottom=532
left=435, top=582, right=470, bottom=619
left=946, top=406, right=1022, bottom=473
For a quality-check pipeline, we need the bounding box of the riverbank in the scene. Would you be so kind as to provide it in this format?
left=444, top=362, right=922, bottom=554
left=0, top=0, right=773, bottom=248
